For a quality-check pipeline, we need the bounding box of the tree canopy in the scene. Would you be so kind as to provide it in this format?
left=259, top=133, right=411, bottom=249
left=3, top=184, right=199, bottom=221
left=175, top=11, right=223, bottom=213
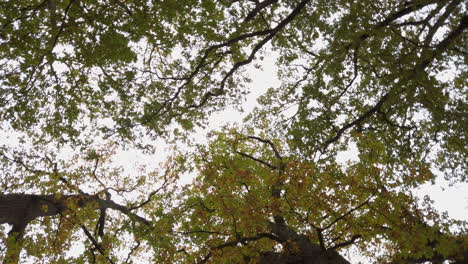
left=0, top=0, right=467, bottom=263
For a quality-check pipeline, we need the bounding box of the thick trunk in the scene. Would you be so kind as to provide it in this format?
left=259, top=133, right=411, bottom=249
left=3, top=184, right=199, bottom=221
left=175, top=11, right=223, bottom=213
left=0, top=194, right=69, bottom=227
left=0, top=193, right=149, bottom=264
left=259, top=250, right=349, bottom=264
left=0, top=194, right=90, bottom=264
left=259, top=221, right=351, bottom=264
left=0, top=193, right=149, bottom=227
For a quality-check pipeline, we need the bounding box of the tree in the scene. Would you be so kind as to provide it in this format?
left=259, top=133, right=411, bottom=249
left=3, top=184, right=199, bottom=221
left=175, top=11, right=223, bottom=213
left=1, top=130, right=467, bottom=263
left=169, top=129, right=466, bottom=263
left=0, top=0, right=467, bottom=263
left=0, top=145, right=172, bottom=263
left=248, top=0, right=467, bottom=183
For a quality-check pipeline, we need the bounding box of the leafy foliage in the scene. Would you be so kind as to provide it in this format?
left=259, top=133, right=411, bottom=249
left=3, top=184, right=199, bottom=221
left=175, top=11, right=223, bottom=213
left=0, top=0, right=467, bottom=263
left=165, top=129, right=467, bottom=263
left=249, top=0, right=467, bottom=183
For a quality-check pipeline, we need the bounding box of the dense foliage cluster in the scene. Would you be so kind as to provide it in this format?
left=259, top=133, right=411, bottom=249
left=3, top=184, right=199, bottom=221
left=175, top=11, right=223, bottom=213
left=0, top=0, right=466, bottom=263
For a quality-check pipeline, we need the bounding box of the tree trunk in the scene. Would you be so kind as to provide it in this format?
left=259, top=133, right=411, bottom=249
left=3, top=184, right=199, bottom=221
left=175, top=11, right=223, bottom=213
left=0, top=194, right=67, bottom=227
left=259, top=221, right=351, bottom=264
left=0, top=193, right=149, bottom=264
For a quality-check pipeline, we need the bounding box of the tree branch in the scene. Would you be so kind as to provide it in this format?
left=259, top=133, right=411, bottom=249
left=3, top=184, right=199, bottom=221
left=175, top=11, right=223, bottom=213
left=330, top=234, right=362, bottom=250
left=322, top=198, right=371, bottom=231
left=189, top=0, right=311, bottom=108
left=241, top=136, right=283, bottom=160
left=81, top=224, right=115, bottom=264
left=244, top=0, right=278, bottom=22
left=236, top=151, right=278, bottom=170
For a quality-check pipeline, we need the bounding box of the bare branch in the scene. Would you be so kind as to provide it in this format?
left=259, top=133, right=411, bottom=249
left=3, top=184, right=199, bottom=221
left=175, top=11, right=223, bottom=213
left=322, top=199, right=371, bottom=231
left=243, top=136, right=283, bottom=160
left=81, top=224, right=115, bottom=264
left=244, top=0, right=278, bottom=22
left=190, top=0, right=311, bottom=108
left=424, top=0, right=463, bottom=45
left=236, top=151, right=277, bottom=170
left=330, top=234, right=362, bottom=250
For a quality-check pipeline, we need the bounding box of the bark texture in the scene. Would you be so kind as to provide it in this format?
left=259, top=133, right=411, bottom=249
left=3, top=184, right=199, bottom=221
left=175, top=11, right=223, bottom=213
left=0, top=194, right=95, bottom=264
left=259, top=221, right=350, bottom=264
left=0, top=193, right=148, bottom=264
left=0, top=193, right=149, bottom=227
left=0, top=194, right=70, bottom=227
